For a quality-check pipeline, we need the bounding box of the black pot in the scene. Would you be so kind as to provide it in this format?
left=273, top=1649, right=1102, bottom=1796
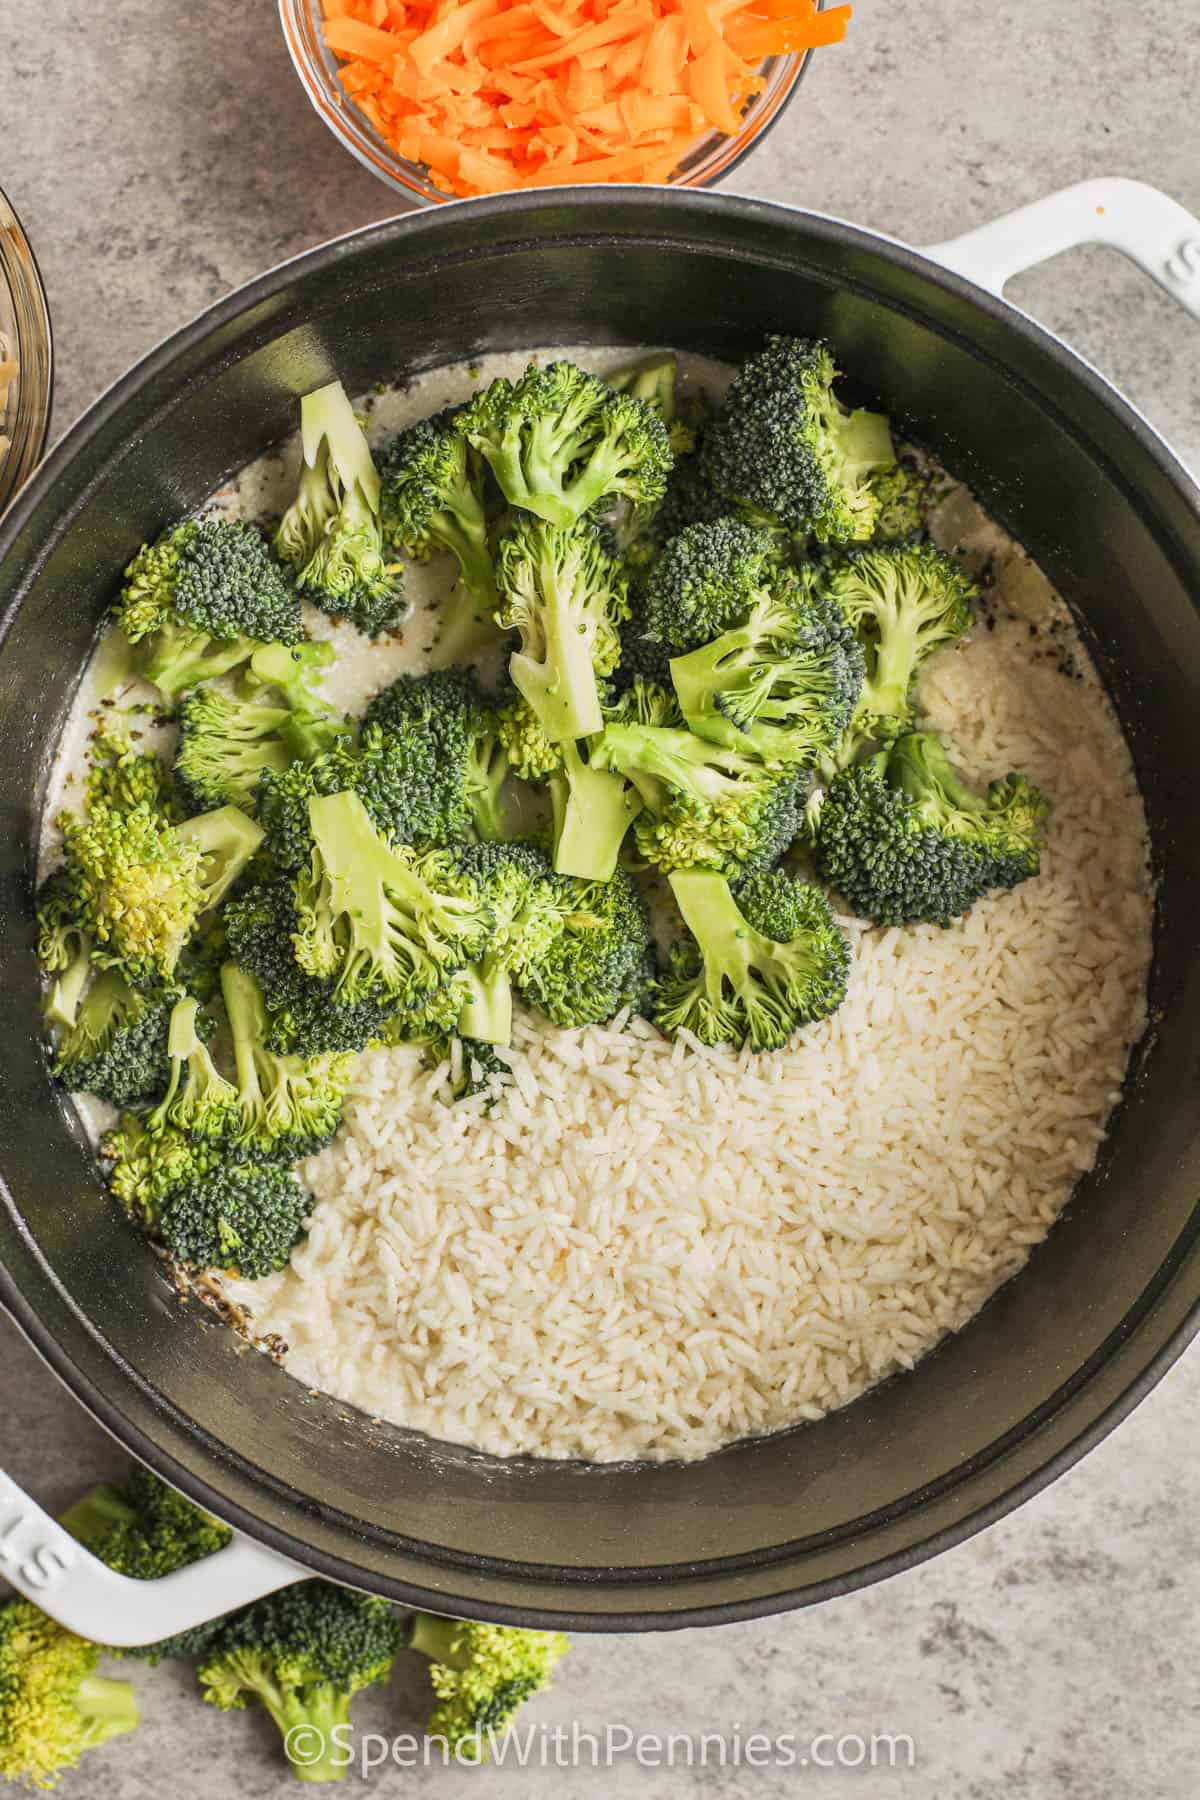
left=1, top=186, right=1199, bottom=1633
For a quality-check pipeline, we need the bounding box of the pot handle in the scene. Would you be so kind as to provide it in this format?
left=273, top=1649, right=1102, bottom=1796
left=925, top=177, right=1200, bottom=322
left=0, top=1468, right=304, bottom=1645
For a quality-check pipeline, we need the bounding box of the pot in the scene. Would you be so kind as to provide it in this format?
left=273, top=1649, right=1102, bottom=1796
left=1, top=179, right=1198, bottom=1638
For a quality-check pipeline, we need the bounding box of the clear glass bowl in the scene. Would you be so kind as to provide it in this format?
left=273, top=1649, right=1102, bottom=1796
left=0, top=187, right=52, bottom=516
left=279, top=0, right=816, bottom=205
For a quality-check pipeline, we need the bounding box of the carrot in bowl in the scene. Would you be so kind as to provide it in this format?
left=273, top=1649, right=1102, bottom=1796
left=320, top=0, right=851, bottom=199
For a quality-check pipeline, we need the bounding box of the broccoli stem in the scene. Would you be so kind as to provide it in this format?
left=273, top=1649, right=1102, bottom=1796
left=74, top=1673, right=140, bottom=1746
left=58, top=1484, right=138, bottom=1546
left=426, top=581, right=507, bottom=670
left=458, top=962, right=512, bottom=1046
left=667, top=870, right=760, bottom=1001
left=511, top=592, right=604, bottom=743
left=301, top=382, right=380, bottom=513
left=221, top=963, right=268, bottom=1119
left=45, top=942, right=93, bottom=1029
left=827, top=406, right=894, bottom=485
left=405, top=1612, right=464, bottom=1667
left=551, top=742, right=640, bottom=882
left=176, top=806, right=265, bottom=911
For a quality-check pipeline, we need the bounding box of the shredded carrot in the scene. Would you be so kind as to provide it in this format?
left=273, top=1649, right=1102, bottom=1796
left=320, top=0, right=852, bottom=198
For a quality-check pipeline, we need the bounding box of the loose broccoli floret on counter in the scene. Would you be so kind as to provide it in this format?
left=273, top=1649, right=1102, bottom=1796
left=199, top=1581, right=403, bottom=1784
left=457, top=360, right=672, bottom=529
left=36, top=870, right=94, bottom=1029
left=60, top=1467, right=233, bottom=1664
left=636, top=517, right=787, bottom=661
left=52, top=970, right=172, bottom=1107
left=703, top=336, right=896, bottom=543
left=655, top=868, right=851, bottom=1051
left=669, top=583, right=864, bottom=766
left=364, top=668, right=511, bottom=843
left=820, top=544, right=976, bottom=749
left=274, top=380, right=404, bottom=636
left=0, top=1598, right=138, bottom=1790
left=517, top=868, right=651, bottom=1029
left=378, top=415, right=506, bottom=664
left=57, top=739, right=263, bottom=985
left=103, top=1113, right=224, bottom=1227
left=593, top=722, right=808, bottom=878
left=176, top=643, right=347, bottom=813
left=116, top=518, right=302, bottom=703
left=405, top=1614, right=569, bottom=1764
left=220, top=963, right=355, bottom=1160
left=454, top=843, right=573, bottom=1045
left=145, top=996, right=239, bottom=1141
left=157, top=1160, right=311, bottom=1280
left=814, top=731, right=1049, bottom=926
left=494, top=517, right=631, bottom=743
left=292, top=791, right=492, bottom=1023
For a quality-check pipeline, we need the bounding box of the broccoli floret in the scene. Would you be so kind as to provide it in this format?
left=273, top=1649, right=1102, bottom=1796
left=821, top=544, right=976, bottom=745
left=454, top=843, right=574, bottom=1045
left=406, top=1614, right=568, bottom=1764
left=364, top=669, right=511, bottom=843
left=274, top=380, right=404, bottom=636
left=655, top=868, right=851, bottom=1051
left=669, top=583, right=864, bottom=765
left=158, top=1160, right=311, bottom=1279
left=637, top=517, right=787, bottom=659
left=0, top=1598, right=138, bottom=1789
left=593, top=722, right=808, bottom=877
left=176, top=644, right=346, bottom=813
left=493, top=517, right=631, bottom=743
left=292, top=791, right=491, bottom=1021
left=703, top=336, right=896, bottom=542
left=868, top=456, right=941, bottom=542
left=220, top=963, right=354, bottom=1160
left=36, top=870, right=94, bottom=1029
left=58, top=742, right=263, bottom=985
left=145, top=996, right=239, bottom=1140
left=493, top=689, right=562, bottom=781
left=421, top=1034, right=512, bottom=1104
left=457, top=360, right=671, bottom=528
left=116, top=519, right=302, bottom=704
left=516, top=868, right=651, bottom=1029
left=607, top=351, right=696, bottom=456
left=60, top=1468, right=233, bottom=1664
left=102, top=1113, right=224, bottom=1227
left=52, top=969, right=171, bottom=1107
left=223, top=881, right=399, bottom=1056
left=199, top=1581, right=402, bottom=1784
left=815, top=731, right=1050, bottom=926
left=378, top=415, right=506, bottom=664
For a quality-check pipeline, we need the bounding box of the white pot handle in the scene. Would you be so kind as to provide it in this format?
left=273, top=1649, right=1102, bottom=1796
left=0, top=1468, right=304, bottom=1645
left=925, top=177, right=1200, bottom=322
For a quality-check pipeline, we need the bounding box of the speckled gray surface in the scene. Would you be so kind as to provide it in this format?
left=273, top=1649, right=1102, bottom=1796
left=2, top=1, right=1199, bottom=1794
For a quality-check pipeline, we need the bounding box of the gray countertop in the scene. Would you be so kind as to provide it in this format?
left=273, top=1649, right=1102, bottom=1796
left=3, top=2, right=1199, bottom=1794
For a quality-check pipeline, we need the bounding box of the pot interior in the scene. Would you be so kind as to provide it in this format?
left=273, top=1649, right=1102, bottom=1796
left=0, top=193, right=1198, bottom=1626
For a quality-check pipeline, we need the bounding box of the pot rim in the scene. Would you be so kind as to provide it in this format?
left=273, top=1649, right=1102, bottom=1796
left=2, top=186, right=1198, bottom=1629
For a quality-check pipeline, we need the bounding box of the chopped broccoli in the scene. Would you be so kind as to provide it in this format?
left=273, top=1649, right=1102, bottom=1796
left=103, top=1113, right=224, bottom=1227
left=157, top=1160, right=311, bottom=1279
left=606, top=351, right=695, bottom=454
left=292, top=791, right=492, bottom=1019
left=454, top=843, right=573, bottom=1044
left=176, top=644, right=346, bottom=812
left=0, top=1598, right=137, bottom=1790
left=815, top=731, right=1049, bottom=926
left=199, top=1581, right=402, bottom=1784
left=494, top=517, right=631, bottom=743
left=457, top=359, right=671, bottom=529
left=116, top=518, right=302, bottom=703
left=36, top=871, right=93, bottom=1029
left=52, top=969, right=171, bottom=1107
left=821, top=543, right=976, bottom=746
left=146, top=996, right=239, bottom=1141
left=274, top=380, right=404, bottom=636
left=60, top=1467, right=233, bottom=1664
left=637, top=517, right=787, bottom=660
left=869, top=456, right=941, bottom=543
left=220, top=963, right=355, bottom=1160
left=406, top=1614, right=568, bottom=1763
left=493, top=689, right=563, bottom=782
left=421, top=1034, right=512, bottom=1104
left=378, top=415, right=505, bottom=662
left=363, top=669, right=510, bottom=843
left=516, top=868, right=651, bottom=1029
left=669, top=582, right=864, bottom=766
left=593, top=722, right=808, bottom=877
left=655, top=868, right=851, bottom=1050
left=703, top=336, right=896, bottom=542
left=548, top=738, right=642, bottom=883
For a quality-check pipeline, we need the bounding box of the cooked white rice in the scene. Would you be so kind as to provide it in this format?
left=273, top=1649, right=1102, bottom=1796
left=222, top=597, right=1153, bottom=1463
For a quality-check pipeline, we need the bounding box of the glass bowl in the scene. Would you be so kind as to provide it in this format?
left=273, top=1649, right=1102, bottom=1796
left=0, top=187, right=52, bottom=516
left=279, top=0, right=818, bottom=205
